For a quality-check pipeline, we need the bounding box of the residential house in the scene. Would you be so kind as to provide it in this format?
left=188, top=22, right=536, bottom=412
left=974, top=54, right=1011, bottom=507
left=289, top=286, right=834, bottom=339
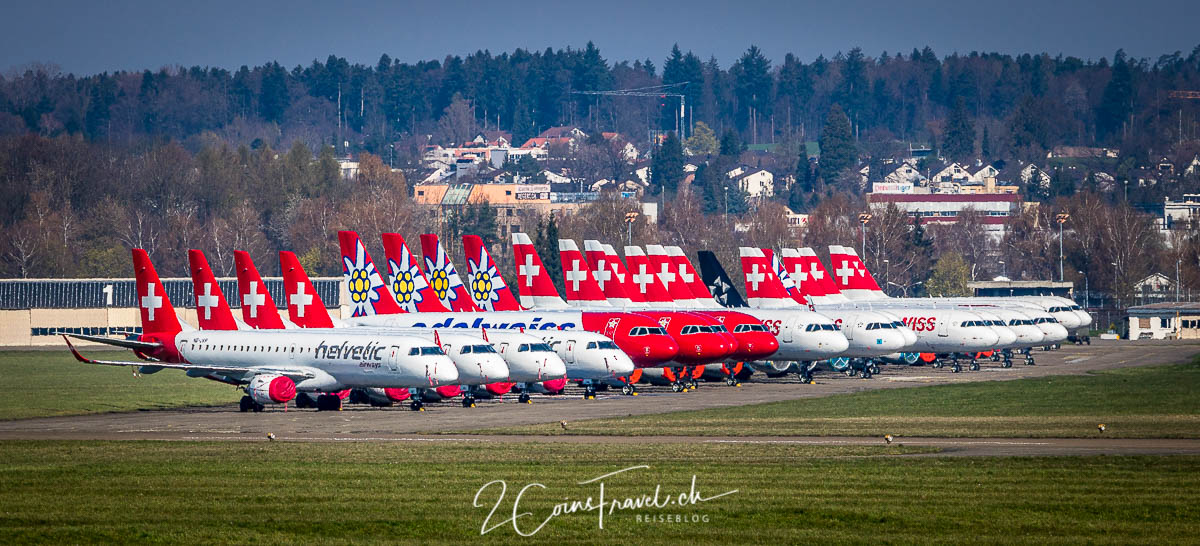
left=727, top=167, right=775, bottom=200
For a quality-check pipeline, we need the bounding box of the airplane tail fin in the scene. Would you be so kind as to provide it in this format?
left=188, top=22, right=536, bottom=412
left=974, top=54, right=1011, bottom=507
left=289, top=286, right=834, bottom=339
left=623, top=246, right=676, bottom=306
left=131, top=249, right=184, bottom=335
left=738, top=247, right=801, bottom=309
left=233, top=250, right=288, bottom=329
left=187, top=249, right=240, bottom=331
left=583, top=240, right=637, bottom=306
left=646, top=245, right=699, bottom=305
left=338, top=230, right=404, bottom=317
left=462, top=235, right=522, bottom=311
left=419, top=234, right=479, bottom=312
left=379, top=233, right=446, bottom=313
left=666, top=246, right=720, bottom=308
left=764, top=249, right=809, bottom=306
left=558, top=239, right=611, bottom=306
left=279, top=251, right=336, bottom=328
left=828, top=245, right=887, bottom=300
left=695, top=251, right=748, bottom=308
left=511, top=233, right=568, bottom=309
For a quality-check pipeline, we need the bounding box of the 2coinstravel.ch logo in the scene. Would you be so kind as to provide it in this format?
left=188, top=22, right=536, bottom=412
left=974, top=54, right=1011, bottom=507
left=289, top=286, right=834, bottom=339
left=473, top=465, right=738, bottom=536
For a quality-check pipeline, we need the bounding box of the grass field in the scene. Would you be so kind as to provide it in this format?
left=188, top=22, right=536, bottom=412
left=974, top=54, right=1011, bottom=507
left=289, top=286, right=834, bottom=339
left=466, top=361, right=1200, bottom=439
left=0, top=441, right=1197, bottom=544
left=0, top=350, right=234, bottom=420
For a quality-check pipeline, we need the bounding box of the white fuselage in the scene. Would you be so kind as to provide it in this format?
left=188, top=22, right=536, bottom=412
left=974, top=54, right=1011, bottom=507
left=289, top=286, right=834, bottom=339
left=174, top=330, right=458, bottom=391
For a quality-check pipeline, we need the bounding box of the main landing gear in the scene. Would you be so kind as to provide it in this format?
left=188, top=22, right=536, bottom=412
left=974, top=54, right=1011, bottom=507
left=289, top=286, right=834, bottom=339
left=239, top=395, right=264, bottom=413
left=583, top=381, right=597, bottom=400
left=621, top=384, right=637, bottom=396
left=462, top=394, right=477, bottom=408
left=1024, top=348, right=1036, bottom=366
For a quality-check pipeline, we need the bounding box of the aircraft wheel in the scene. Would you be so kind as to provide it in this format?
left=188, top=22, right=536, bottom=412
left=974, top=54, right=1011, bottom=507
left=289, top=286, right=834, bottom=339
left=1003, top=359, right=1012, bottom=368
left=518, top=393, right=531, bottom=404
left=252, top=403, right=265, bottom=413
left=671, top=383, right=684, bottom=393
left=869, top=364, right=881, bottom=375
left=970, top=362, right=980, bottom=371
left=1027, top=357, right=1036, bottom=366
left=409, top=400, right=424, bottom=411
left=462, top=396, right=476, bottom=408
left=621, top=384, right=634, bottom=396
left=861, top=370, right=872, bottom=379
left=239, top=396, right=254, bottom=412
left=932, top=361, right=943, bottom=369
left=951, top=363, right=962, bottom=373
left=687, top=379, right=699, bottom=390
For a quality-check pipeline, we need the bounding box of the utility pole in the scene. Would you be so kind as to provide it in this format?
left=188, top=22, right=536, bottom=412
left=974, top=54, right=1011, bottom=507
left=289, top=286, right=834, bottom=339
left=858, top=213, right=872, bottom=257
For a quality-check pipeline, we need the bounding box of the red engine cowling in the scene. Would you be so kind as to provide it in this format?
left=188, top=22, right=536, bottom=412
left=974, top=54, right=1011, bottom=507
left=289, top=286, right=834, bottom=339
left=247, top=374, right=296, bottom=405
left=382, top=388, right=411, bottom=402
left=540, top=378, right=567, bottom=394
left=485, top=382, right=515, bottom=395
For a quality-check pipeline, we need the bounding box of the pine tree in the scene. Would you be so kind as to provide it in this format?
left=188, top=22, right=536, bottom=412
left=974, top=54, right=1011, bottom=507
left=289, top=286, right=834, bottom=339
left=818, top=103, right=857, bottom=180
left=943, top=97, right=975, bottom=160
left=651, top=132, right=685, bottom=194
left=719, top=129, right=744, bottom=157
left=1096, top=50, right=1134, bottom=143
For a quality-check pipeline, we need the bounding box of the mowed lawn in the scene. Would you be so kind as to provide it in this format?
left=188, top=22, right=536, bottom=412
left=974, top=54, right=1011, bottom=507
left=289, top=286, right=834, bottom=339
left=471, top=361, right=1200, bottom=438
left=0, top=441, right=1197, bottom=544
left=0, top=350, right=234, bottom=420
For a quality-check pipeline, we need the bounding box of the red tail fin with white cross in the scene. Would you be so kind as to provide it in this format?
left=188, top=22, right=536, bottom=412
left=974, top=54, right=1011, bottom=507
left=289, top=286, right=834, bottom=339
left=187, top=249, right=240, bottom=331
left=558, top=239, right=610, bottom=306
left=623, top=246, right=676, bottom=306
left=511, top=233, right=568, bottom=309
left=738, top=247, right=801, bottom=309
left=279, top=251, right=336, bottom=328
left=665, top=246, right=720, bottom=308
left=583, top=240, right=637, bottom=306
left=233, top=250, right=287, bottom=329
left=132, top=249, right=183, bottom=335
left=828, top=245, right=886, bottom=300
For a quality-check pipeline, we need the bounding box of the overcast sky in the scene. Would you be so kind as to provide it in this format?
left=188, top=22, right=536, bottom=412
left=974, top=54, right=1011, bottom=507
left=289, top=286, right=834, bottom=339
left=5, top=0, right=1199, bottom=75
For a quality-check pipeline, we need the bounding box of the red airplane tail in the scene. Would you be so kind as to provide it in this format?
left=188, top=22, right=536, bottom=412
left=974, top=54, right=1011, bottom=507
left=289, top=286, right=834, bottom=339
left=738, top=247, right=800, bottom=308
left=379, top=233, right=447, bottom=313
left=233, top=250, right=287, bottom=329
left=132, top=249, right=183, bottom=336
left=557, top=239, right=610, bottom=305
left=622, top=246, right=676, bottom=305
left=279, top=251, right=336, bottom=328
left=462, top=234, right=522, bottom=311
left=187, top=249, right=240, bottom=330
left=583, top=240, right=637, bottom=305
left=338, top=230, right=404, bottom=317
left=511, top=232, right=569, bottom=309
left=828, top=245, right=886, bottom=299
left=646, top=244, right=698, bottom=304
left=665, top=246, right=719, bottom=307
left=419, top=234, right=479, bottom=312
left=763, top=249, right=808, bottom=306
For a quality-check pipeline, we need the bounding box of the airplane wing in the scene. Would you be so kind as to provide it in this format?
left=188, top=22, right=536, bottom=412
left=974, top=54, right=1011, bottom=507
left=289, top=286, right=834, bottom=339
left=56, top=332, right=162, bottom=351
left=62, top=336, right=315, bottom=380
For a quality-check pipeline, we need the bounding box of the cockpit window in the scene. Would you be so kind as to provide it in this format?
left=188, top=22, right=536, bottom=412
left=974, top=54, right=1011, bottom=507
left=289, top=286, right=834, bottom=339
left=517, top=344, right=529, bottom=352
left=734, top=323, right=768, bottom=333
left=420, top=346, right=444, bottom=356
left=711, top=325, right=730, bottom=333
left=681, top=325, right=699, bottom=335
left=596, top=341, right=619, bottom=350
left=471, top=344, right=497, bottom=354
left=529, top=343, right=554, bottom=352
left=586, top=341, right=598, bottom=349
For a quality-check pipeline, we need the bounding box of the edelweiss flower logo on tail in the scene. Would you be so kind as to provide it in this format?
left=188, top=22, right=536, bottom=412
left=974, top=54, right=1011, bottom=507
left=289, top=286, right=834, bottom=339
left=424, top=244, right=463, bottom=305
left=466, top=247, right=505, bottom=310
left=387, top=245, right=428, bottom=312
left=343, top=240, right=384, bottom=316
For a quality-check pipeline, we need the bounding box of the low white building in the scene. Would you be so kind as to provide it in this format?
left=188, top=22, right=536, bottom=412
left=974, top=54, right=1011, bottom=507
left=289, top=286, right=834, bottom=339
left=867, top=192, right=1021, bottom=238
left=1164, top=194, right=1200, bottom=230
left=732, top=168, right=775, bottom=200
left=1127, top=302, right=1200, bottom=340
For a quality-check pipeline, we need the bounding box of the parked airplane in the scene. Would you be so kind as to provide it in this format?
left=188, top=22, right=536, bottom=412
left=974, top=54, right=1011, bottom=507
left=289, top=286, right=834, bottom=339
left=61, top=249, right=459, bottom=412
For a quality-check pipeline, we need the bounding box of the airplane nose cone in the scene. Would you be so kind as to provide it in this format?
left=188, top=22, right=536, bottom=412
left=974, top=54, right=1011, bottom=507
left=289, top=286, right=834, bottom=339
left=734, top=333, right=779, bottom=360
left=1077, top=311, right=1093, bottom=327
left=996, top=328, right=1017, bottom=346
left=828, top=332, right=851, bottom=353
left=481, top=358, right=511, bottom=382
left=883, top=332, right=908, bottom=351
left=609, top=354, right=636, bottom=375
left=542, top=357, right=567, bottom=380
left=634, top=337, right=678, bottom=367
left=1048, top=324, right=1069, bottom=342
left=432, top=359, right=459, bottom=385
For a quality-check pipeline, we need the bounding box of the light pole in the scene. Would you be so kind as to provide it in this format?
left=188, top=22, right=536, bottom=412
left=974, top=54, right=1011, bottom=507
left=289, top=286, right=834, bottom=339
left=883, top=259, right=890, bottom=294
left=1111, top=261, right=1119, bottom=310
left=1055, top=213, right=1070, bottom=282
left=723, top=185, right=729, bottom=229
left=624, top=211, right=639, bottom=246
left=1177, top=258, right=1182, bottom=302
left=858, top=213, right=872, bottom=255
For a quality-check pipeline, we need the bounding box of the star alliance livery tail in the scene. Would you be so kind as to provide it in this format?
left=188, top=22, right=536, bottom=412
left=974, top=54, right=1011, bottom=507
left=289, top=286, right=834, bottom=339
left=695, top=251, right=748, bottom=308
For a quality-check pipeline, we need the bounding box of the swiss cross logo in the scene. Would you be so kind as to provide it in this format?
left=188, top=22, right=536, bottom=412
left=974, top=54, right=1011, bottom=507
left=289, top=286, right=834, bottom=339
left=657, top=316, right=672, bottom=329
left=605, top=317, right=620, bottom=331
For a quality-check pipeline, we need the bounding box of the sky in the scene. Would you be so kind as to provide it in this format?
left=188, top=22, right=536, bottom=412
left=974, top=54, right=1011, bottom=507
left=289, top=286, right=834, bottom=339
left=4, top=0, right=1200, bottom=75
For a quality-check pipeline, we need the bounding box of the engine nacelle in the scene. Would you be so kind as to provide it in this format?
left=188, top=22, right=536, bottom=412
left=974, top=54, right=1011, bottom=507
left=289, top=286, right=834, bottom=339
left=246, top=374, right=296, bottom=405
